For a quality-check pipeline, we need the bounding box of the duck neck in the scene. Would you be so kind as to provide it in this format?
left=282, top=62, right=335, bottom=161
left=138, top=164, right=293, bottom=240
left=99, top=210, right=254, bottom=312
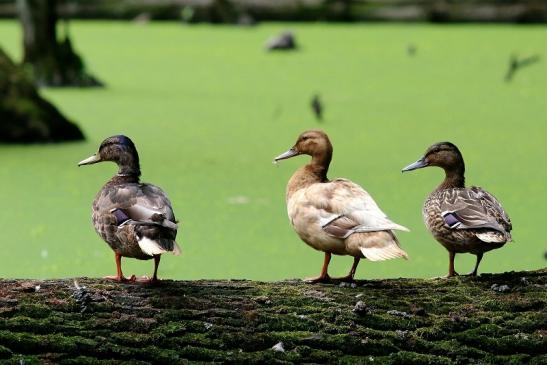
left=117, top=154, right=141, bottom=178
left=109, top=156, right=141, bottom=185
left=437, top=166, right=465, bottom=191
left=286, top=151, right=331, bottom=200
left=108, top=174, right=140, bottom=186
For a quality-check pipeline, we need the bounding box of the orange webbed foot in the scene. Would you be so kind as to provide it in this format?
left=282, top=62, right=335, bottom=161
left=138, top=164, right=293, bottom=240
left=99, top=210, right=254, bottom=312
left=304, top=274, right=331, bottom=284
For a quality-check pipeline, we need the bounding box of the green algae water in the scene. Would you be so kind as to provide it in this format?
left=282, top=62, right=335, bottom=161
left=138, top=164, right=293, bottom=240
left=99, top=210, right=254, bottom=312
left=0, top=21, right=545, bottom=280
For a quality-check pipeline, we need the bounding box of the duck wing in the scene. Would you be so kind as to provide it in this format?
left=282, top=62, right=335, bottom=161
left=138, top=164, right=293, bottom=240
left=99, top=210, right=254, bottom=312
left=99, top=183, right=181, bottom=256
left=306, top=178, right=409, bottom=239
left=439, top=187, right=512, bottom=242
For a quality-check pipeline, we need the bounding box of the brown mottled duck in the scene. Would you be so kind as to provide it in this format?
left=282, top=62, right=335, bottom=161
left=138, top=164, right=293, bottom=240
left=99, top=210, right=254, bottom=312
left=78, top=135, right=180, bottom=283
left=402, top=142, right=512, bottom=277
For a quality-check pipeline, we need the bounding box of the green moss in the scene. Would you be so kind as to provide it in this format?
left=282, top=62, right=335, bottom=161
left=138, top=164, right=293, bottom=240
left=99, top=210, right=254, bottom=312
left=0, top=344, right=12, bottom=359
left=0, top=271, right=545, bottom=363
left=389, top=351, right=453, bottom=365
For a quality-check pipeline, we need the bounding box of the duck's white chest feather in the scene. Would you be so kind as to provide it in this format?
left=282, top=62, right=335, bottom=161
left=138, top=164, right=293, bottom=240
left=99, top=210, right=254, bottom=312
left=287, top=187, right=347, bottom=255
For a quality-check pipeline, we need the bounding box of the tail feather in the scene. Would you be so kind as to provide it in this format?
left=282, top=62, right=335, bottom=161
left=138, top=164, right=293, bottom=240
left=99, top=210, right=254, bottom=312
left=137, top=237, right=181, bottom=257
left=347, top=230, right=409, bottom=262
left=476, top=231, right=508, bottom=243
left=172, top=241, right=182, bottom=256
left=360, top=245, right=408, bottom=261
left=138, top=237, right=168, bottom=256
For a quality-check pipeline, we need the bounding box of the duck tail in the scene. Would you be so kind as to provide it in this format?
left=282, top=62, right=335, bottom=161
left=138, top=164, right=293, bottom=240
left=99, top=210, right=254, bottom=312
left=360, top=245, right=409, bottom=261
left=172, top=241, right=182, bottom=256
left=137, top=237, right=170, bottom=256
left=348, top=230, right=409, bottom=261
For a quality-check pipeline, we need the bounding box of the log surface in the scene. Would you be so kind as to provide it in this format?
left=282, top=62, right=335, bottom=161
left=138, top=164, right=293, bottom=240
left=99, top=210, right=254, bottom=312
left=0, top=270, right=545, bottom=364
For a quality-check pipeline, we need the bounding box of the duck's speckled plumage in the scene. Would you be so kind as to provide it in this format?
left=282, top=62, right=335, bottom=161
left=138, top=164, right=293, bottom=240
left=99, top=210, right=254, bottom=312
left=275, top=130, right=409, bottom=282
left=92, top=178, right=178, bottom=260
left=79, top=135, right=180, bottom=282
left=424, top=187, right=512, bottom=253
left=403, top=141, right=512, bottom=276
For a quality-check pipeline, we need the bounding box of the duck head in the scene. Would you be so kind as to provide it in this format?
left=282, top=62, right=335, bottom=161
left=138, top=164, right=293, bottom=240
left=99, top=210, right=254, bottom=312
left=78, top=135, right=141, bottom=177
left=402, top=142, right=465, bottom=188
left=273, top=130, right=333, bottom=166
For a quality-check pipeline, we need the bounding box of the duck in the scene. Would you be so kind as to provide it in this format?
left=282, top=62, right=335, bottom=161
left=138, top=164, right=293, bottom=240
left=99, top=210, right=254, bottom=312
left=274, top=130, right=409, bottom=283
left=402, top=142, right=512, bottom=277
left=78, top=135, right=181, bottom=283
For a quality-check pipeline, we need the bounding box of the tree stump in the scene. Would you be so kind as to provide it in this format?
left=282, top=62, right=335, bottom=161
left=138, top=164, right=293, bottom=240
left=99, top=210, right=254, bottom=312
left=16, top=0, right=102, bottom=87
left=0, top=47, right=84, bottom=143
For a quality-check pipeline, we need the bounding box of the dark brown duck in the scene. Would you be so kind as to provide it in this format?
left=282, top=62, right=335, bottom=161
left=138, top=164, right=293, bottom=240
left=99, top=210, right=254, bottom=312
left=402, top=142, right=512, bottom=277
left=79, top=135, right=181, bottom=283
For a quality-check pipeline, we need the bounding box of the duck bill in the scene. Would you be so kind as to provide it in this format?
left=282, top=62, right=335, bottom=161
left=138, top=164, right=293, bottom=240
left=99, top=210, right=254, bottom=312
left=402, top=157, right=428, bottom=172
left=273, top=147, right=299, bottom=163
left=78, top=154, right=101, bottom=166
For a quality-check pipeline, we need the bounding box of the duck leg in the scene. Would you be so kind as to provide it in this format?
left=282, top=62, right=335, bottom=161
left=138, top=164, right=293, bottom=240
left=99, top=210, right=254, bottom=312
left=447, top=251, right=459, bottom=277
left=151, top=255, right=161, bottom=283
left=333, top=257, right=360, bottom=282
left=466, top=253, right=483, bottom=276
left=104, top=253, right=136, bottom=282
left=304, top=252, right=331, bottom=283
left=133, top=255, right=162, bottom=284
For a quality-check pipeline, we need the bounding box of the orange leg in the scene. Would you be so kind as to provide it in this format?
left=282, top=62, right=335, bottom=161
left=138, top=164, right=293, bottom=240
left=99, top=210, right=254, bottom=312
left=333, top=257, right=360, bottom=282
left=305, top=252, right=332, bottom=283
left=447, top=251, right=459, bottom=277
left=104, top=253, right=136, bottom=282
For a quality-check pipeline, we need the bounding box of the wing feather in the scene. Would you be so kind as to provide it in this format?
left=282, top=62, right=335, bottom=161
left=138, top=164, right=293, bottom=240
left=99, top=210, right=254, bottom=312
left=97, top=183, right=180, bottom=255
left=304, top=178, right=409, bottom=239
left=439, top=187, right=512, bottom=241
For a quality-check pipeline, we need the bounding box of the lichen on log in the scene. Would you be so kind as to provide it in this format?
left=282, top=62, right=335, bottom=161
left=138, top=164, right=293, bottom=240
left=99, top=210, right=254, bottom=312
left=0, top=270, right=545, bottom=364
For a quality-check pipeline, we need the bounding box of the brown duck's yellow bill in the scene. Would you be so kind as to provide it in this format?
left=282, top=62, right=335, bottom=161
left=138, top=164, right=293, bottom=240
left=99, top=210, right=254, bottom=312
left=273, top=148, right=299, bottom=163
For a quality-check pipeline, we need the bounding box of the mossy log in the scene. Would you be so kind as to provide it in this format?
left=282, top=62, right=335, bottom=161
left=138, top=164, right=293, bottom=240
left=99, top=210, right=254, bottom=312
left=0, top=47, right=84, bottom=143
left=0, top=270, right=545, bottom=364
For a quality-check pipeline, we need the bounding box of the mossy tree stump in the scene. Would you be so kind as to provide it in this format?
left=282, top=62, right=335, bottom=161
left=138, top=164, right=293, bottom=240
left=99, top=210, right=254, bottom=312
left=16, top=0, right=102, bottom=87
left=0, top=47, right=84, bottom=142
left=0, top=270, right=545, bottom=364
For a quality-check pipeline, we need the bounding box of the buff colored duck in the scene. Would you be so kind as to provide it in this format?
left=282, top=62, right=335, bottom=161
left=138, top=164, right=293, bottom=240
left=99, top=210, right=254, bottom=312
left=78, top=135, right=181, bottom=283
left=402, top=142, right=512, bottom=277
left=274, top=130, right=409, bottom=283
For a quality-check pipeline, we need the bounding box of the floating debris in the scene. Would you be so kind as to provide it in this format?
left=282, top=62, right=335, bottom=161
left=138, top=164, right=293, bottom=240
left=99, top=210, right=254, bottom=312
left=310, top=94, right=323, bottom=122
left=407, top=44, right=417, bottom=56
left=265, top=31, right=297, bottom=51
left=505, top=53, right=541, bottom=82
